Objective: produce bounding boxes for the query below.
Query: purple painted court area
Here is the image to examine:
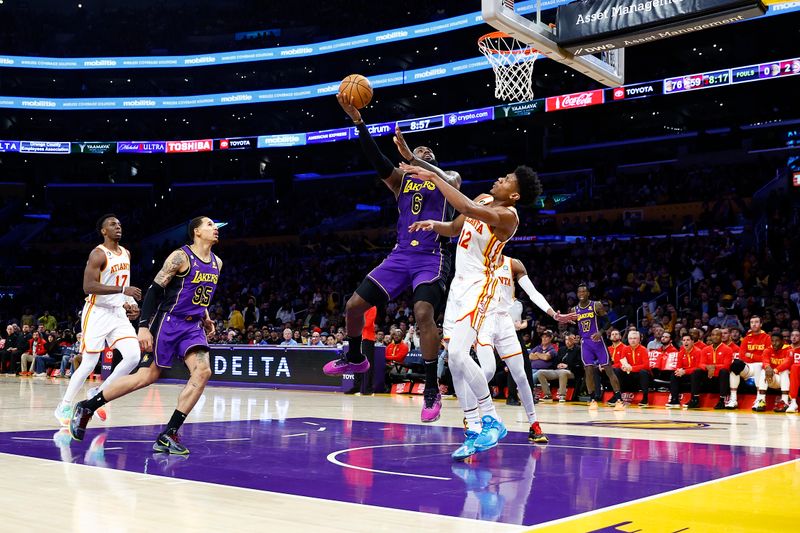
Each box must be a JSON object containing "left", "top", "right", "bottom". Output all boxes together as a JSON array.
[{"left": 1, "top": 418, "right": 798, "bottom": 526}]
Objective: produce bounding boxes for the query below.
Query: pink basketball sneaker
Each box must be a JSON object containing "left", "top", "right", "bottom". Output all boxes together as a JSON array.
[
  {"left": 323, "top": 356, "right": 370, "bottom": 376},
  {"left": 421, "top": 389, "right": 442, "bottom": 422}
]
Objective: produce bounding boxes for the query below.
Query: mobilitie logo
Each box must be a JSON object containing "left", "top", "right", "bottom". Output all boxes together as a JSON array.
[
  {"left": 413, "top": 68, "right": 447, "bottom": 80},
  {"left": 220, "top": 94, "right": 253, "bottom": 103},
  {"left": 279, "top": 47, "right": 314, "bottom": 56},
  {"left": 21, "top": 100, "right": 57, "bottom": 108},
  {"left": 122, "top": 99, "right": 157, "bottom": 107},
  {"left": 83, "top": 59, "right": 117, "bottom": 67},
  {"left": 375, "top": 30, "right": 408, "bottom": 42},
  {"left": 184, "top": 56, "right": 216, "bottom": 65}
]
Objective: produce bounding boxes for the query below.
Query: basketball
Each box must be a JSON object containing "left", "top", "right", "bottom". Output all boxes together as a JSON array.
[{"left": 338, "top": 74, "right": 373, "bottom": 109}]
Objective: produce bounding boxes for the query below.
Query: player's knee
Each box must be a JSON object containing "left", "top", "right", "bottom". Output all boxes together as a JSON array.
[
  {"left": 196, "top": 367, "right": 212, "bottom": 383},
  {"left": 345, "top": 293, "right": 368, "bottom": 316},
  {"left": 412, "top": 301, "right": 434, "bottom": 326},
  {"left": 135, "top": 366, "right": 158, "bottom": 388},
  {"left": 730, "top": 359, "right": 746, "bottom": 375}
]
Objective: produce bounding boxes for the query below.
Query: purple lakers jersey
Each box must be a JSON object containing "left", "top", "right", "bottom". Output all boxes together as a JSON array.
[
  {"left": 576, "top": 301, "right": 600, "bottom": 340},
  {"left": 160, "top": 245, "right": 219, "bottom": 319},
  {"left": 396, "top": 173, "right": 454, "bottom": 252}
]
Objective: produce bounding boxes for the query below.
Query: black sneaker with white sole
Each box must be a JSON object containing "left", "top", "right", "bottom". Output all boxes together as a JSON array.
[{"left": 153, "top": 432, "right": 189, "bottom": 455}]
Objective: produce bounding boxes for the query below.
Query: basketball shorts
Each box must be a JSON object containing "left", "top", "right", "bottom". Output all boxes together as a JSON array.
[
  {"left": 477, "top": 311, "right": 523, "bottom": 360},
  {"left": 144, "top": 312, "right": 209, "bottom": 368},
  {"left": 80, "top": 301, "right": 137, "bottom": 355},
  {"left": 367, "top": 248, "right": 448, "bottom": 301},
  {"left": 581, "top": 338, "right": 610, "bottom": 367},
  {"left": 442, "top": 274, "right": 498, "bottom": 340}
]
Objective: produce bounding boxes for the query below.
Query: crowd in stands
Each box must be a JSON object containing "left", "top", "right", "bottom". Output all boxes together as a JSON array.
[{"left": 2, "top": 203, "right": 798, "bottom": 400}]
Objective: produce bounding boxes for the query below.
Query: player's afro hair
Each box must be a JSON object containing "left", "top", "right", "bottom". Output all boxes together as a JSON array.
[{"left": 513, "top": 165, "right": 543, "bottom": 206}]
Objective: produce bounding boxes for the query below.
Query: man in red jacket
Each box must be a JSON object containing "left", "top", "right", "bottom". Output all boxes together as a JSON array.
[
  {"left": 697, "top": 328, "right": 733, "bottom": 410},
  {"left": 666, "top": 334, "right": 702, "bottom": 408},
  {"left": 657, "top": 333, "right": 680, "bottom": 379},
  {"left": 785, "top": 330, "right": 800, "bottom": 413},
  {"left": 720, "top": 327, "right": 740, "bottom": 360},
  {"left": 726, "top": 316, "right": 771, "bottom": 409},
  {"left": 612, "top": 331, "right": 651, "bottom": 407},
  {"left": 754, "top": 333, "right": 791, "bottom": 412}
]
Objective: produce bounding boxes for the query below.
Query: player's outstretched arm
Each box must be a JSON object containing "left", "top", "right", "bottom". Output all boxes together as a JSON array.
[
  {"left": 83, "top": 248, "right": 142, "bottom": 299},
  {"left": 409, "top": 214, "right": 465, "bottom": 237},
  {"left": 399, "top": 163, "right": 517, "bottom": 237},
  {"left": 393, "top": 126, "right": 460, "bottom": 188},
  {"left": 337, "top": 92, "right": 403, "bottom": 196},
  {"left": 510, "top": 258, "right": 577, "bottom": 323}
]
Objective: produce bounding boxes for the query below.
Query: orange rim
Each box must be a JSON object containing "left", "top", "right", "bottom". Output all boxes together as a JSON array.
[{"left": 478, "top": 31, "right": 539, "bottom": 56}]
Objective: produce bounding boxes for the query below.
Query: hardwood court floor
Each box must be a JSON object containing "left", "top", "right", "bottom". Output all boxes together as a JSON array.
[{"left": 1, "top": 375, "right": 798, "bottom": 532}]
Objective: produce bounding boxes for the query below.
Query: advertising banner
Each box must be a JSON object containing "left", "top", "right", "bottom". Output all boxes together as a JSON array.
[
  {"left": 556, "top": 0, "right": 767, "bottom": 55},
  {"left": 217, "top": 137, "right": 257, "bottom": 150},
  {"left": 154, "top": 345, "right": 344, "bottom": 388},
  {"left": 71, "top": 142, "right": 116, "bottom": 154},
  {"left": 545, "top": 89, "right": 605, "bottom": 112},
  {"left": 19, "top": 141, "right": 71, "bottom": 154},
  {"left": 117, "top": 141, "right": 166, "bottom": 153},
  {"left": 166, "top": 139, "right": 214, "bottom": 153}
]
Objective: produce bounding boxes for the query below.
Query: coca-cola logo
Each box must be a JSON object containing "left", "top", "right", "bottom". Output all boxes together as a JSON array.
[
  {"left": 546, "top": 89, "right": 604, "bottom": 112},
  {"left": 613, "top": 87, "right": 625, "bottom": 100},
  {"left": 561, "top": 92, "right": 595, "bottom": 107}
]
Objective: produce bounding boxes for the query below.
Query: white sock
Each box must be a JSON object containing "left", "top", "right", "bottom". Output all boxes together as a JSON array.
[
  {"left": 61, "top": 352, "right": 100, "bottom": 404},
  {"left": 505, "top": 352, "right": 536, "bottom": 423},
  {"left": 464, "top": 406, "right": 482, "bottom": 434},
  {"left": 730, "top": 389, "right": 738, "bottom": 402},
  {"left": 782, "top": 393, "right": 789, "bottom": 404},
  {"left": 477, "top": 393, "right": 500, "bottom": 422}
]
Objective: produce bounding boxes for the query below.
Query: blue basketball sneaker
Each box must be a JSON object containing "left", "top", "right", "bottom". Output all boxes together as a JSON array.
[
  {"left": 474, "top": 415, "right": 507, "bottom": 452},
  {"left": 451, "top": 430, "right": 480, "bottom": 461}
]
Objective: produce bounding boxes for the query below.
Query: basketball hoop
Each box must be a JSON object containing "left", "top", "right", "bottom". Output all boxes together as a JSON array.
[{"left": 478, "top": 31, "right": 540, "bottom": 102}]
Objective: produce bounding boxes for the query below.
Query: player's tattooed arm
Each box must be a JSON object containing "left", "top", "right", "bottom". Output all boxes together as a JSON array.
[{"left": 153, "top": 249, "right": 189, "bottom": 287}]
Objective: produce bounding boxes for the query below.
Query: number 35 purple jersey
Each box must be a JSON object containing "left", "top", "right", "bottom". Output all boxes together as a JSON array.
[{"left": 158, "top": 245, "right": 219, "bottom": 320}]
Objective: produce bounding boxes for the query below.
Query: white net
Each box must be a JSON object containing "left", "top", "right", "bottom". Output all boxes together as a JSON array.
[{"left": 478, "top": 31, "right": 540, "bottom": 101}]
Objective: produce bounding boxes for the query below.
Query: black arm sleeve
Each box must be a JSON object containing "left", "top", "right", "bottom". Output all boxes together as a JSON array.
[
  {"left": 138, "top": 283, "right": 166, "bottom": 327},
  {"left": 598, "top": 313, "right": 611, "bottom": 332},
  {"left": 355, "top": 122, "right": 396, "bottom": 179}
]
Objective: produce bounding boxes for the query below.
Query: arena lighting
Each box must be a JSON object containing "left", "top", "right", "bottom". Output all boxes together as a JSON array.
[
  {"left": 0, "top": 1, "right": 794, "bottom": 70},
  {"left": 3, "top": 55, "right": 798, "bottom": 154},
  {"left": 0, "top": 52, "right": 798, "bottom": 111}
]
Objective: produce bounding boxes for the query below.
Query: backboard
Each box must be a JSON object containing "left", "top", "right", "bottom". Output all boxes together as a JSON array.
[{"left": 482, "top": 0, "right": 625, "bottom": 86}]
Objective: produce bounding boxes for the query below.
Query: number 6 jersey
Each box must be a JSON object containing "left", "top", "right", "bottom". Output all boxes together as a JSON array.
[{"left": 158, "top": 245, "right": 219, "bottom": 320}]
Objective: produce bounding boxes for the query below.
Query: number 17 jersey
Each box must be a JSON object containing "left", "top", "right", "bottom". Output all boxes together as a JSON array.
[{"left": 158, "top": 245, "right": 220, "bottom": 321}]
